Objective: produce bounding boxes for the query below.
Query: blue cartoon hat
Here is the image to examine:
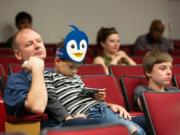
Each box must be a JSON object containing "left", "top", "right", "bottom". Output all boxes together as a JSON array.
[{"left": 56, "top": 25, "right": 88, "bottom": 63}]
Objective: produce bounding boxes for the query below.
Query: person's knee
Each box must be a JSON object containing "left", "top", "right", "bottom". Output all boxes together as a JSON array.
[{"left": 131, "top": 125, "right": 146, "bottom": 135}]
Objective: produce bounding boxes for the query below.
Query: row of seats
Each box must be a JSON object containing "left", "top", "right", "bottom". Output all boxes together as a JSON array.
[
  {"left": 141, "top": 91, "right": 180, "bottom": 135},
  {"left": 2, "top": 51, "right": 180, "bottom": 65},
  {"left": 1, "top": 63, "right": 180, "bottom": 76},
  {"left": 0, "top": 56, "right": 54, "bottom": 75},
  {"left": 0, "top": 74, "right": 133, "bottom": 134},
  {"left": 45, "top": 91, "right": 180, "bottom": 135},
  {"left": 0, "top": 64, "right": 142, "bottom": 134},
  {"left": 1, "top": 74, "right": 180, "bottom": 135},
  {"left": 1, "top": 64, "right": 180, "bottom": 134},
  {"left": 0, "top": 63, "right": 106, "bottom": 76},
  {"left": 2, "top": 64, "right": 180, "bottom": 112}
]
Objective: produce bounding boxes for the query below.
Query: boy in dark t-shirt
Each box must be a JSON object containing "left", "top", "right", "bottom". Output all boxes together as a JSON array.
[{"left": 134, "top": 49, "right": 179, "bottom": 111}]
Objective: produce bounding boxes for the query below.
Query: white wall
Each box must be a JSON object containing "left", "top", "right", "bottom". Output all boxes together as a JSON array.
[
  {"left": 0, "top": 0, "right": 176, "bottom": 44},
  {"left": 168, "top": 0, "right": 180, "bottom": 40}
]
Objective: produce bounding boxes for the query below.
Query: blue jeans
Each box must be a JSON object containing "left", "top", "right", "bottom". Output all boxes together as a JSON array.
[
  {"left": 86, "top": 103, "right": 146, "bottom": 135},
  {"left": 132, "top": 116, "right": 150, "bottom": 134}
]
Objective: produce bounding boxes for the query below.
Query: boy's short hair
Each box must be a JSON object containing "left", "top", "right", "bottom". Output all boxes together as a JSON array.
[{"left": 143, "top": 49, "right": 173, "bottom": 74}]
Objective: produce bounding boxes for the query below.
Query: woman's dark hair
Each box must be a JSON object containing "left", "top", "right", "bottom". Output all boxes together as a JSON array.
[{"left": 96, "top": 27, "right": 118, "bottom": 48}]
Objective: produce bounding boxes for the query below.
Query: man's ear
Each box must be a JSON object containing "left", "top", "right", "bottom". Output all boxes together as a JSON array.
[
  {"left": 55, "top": 57, "right": 61, "bottom": 65},
  {"left": 14, "top": 50, "right": 23, "bottom": 60}
]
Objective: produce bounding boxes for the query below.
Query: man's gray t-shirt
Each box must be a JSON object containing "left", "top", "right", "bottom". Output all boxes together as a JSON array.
[{"left": 134, "top": 85, "right": 179, "bottom": 111}]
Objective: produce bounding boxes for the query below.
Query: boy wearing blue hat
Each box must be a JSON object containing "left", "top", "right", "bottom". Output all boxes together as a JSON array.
[{"left": 44, "top": 26, "right": 146, "bottom": 135}]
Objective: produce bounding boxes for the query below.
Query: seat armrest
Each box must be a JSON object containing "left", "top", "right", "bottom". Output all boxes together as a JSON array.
[
  {"left": 129, "top": 112, "right": 144, "bottom": 117},
  {"left": 6, "top": 113, "right": 48, "bottom": 123}
]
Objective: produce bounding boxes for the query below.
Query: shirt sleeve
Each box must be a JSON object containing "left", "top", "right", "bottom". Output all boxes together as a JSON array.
[
  {"left": 134, "top": 85, "right": 147, "bottom": 110},
  {"left": 45, "top": 73, "right": 69, "bottom": 123},
  {"left": 134, "top": 35, "right": 148, "bottom": 51},
  {"left": 162, "top": 37, "right": 174, "bottom": 51},
  {"left": 4, "top": 73, "right": 30, "bottom": 117},
  {"left": 167, "top": 87, "right": 180, "bottom": 91}
]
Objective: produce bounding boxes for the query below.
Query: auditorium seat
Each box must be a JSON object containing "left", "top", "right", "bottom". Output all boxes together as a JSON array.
[
  {"left": 109, "top": 65, "right": 144, "bottom": 89},
  {"left": 141, "top": 91, "right": 180, "bottom": 135},
  {"left": 0, "top": 48, "right": 14, "bottom": 56},
  {"left": 82, "top": 75, "right": 126, "bottom": 107},
  {"left": 77, "top": 64, "right": 105, "bottom": 75},
  {"left": 120, "top": 76, "right": 147, "bottom": 112}
]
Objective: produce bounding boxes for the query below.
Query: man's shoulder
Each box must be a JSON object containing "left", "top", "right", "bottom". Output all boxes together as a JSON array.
[
  {"left": 136, "top": 34, "right": 147, "bottom": 40},
  {"left": 135, "top": 34, "right": 148, "bottom": 46},
  {"left": 161, "top": 37, "right": 173, "bottom": 45},
  {"left": 135, "top": 85, "right": 148, "bottom": 91},
  {"left": 8, "top": 71, "right": 29, "bottom": 80},
  {"left": 44, "top": 69, "right": 54, "bottom": 74},
  {"left": 44, "top": 69, "right": 65, "bottom": 79},
  {"left": 161, "top": 36, "right": 170, "bottom": 41}
]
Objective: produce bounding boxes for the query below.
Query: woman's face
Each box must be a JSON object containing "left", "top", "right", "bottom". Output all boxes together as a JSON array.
[{"left": 101, "top": 33, "right": 120, "bottom": 54}]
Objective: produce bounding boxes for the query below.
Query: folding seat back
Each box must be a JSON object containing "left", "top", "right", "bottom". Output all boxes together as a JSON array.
[
  {"left": 0, "top": 48, "right": 14, "bottom": 56},
  {"left": 120, "top": 44, "right": 133, "bottom": 55},
  {"left": 173, "top": 57, "right": 180, "bottom": 64},
  {"left": 0, "top": 76, "right": 5, "bottom": 96},
  {"left": 44, "top": 124, "right": 130, "bottom": 135},
  {"left": 0, "top": 65, "right": 6, "bottom": 95},
  {"left": 109, "top": 65, "right": 144, "bottom": 77},
  {"left": 141, "top": 92, "right": 180, "bottom": 135},
  {"left": 0, "top": 56, "right": 20, "bottom": 75},
  {"left": 172, "top": 65, "right": 180, "bottom": 75},
  {"left": 45, "top": 44, "right": 57, "bottom": 53},
  {"left": 82, "top": 75, "right": 125, "bottom": 107},
  {"left": 171, "top": 50, "right": 180, "bottom": 56},
  {"left": 132, "top": 50, "right": 147, "bottom": 56},
  {"left": 8, "top": 64, "right": 22, "bottom": 74},
  {"left": 0, "top": 64, "right": 6, "bottom": 76},
  {"left": 46, "top": 48, "right": 55, "bottom": 56},
  {"left": 0, "top": 99, "right": 6, "bottom": 132},
  {"left": 0, "top": 42, "right": 6, "bottom": 47},
  {"left": 77, "top": 64, "right": 106, "bottom": 76},
  {"left": 45, "top": 57, "right": 54, "bottom": 63},
  {"left": 172, "top": 74, "right": 180, "bottom": 88},
  {"left": 109, "top": 65, "right": 144, "bottom": 89},
  {"left": 9, "top": 63, "right": 54, "bottom": 74},
  {"left": 84, "top": 45, "right": 96, "bottom": 64},
  {"left": 9, "top": 64, "right": 105, "bottom": 76},
  {"left": 120, "top": 76, "right": 147, "bottom": 112},
  {"left": 131, "top": 56, "right": 143, "bottom": 64}
]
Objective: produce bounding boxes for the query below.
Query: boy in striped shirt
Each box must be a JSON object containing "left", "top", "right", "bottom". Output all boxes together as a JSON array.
[{"left": 44, "top": 26, "right": 146, "bottom": 135}]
